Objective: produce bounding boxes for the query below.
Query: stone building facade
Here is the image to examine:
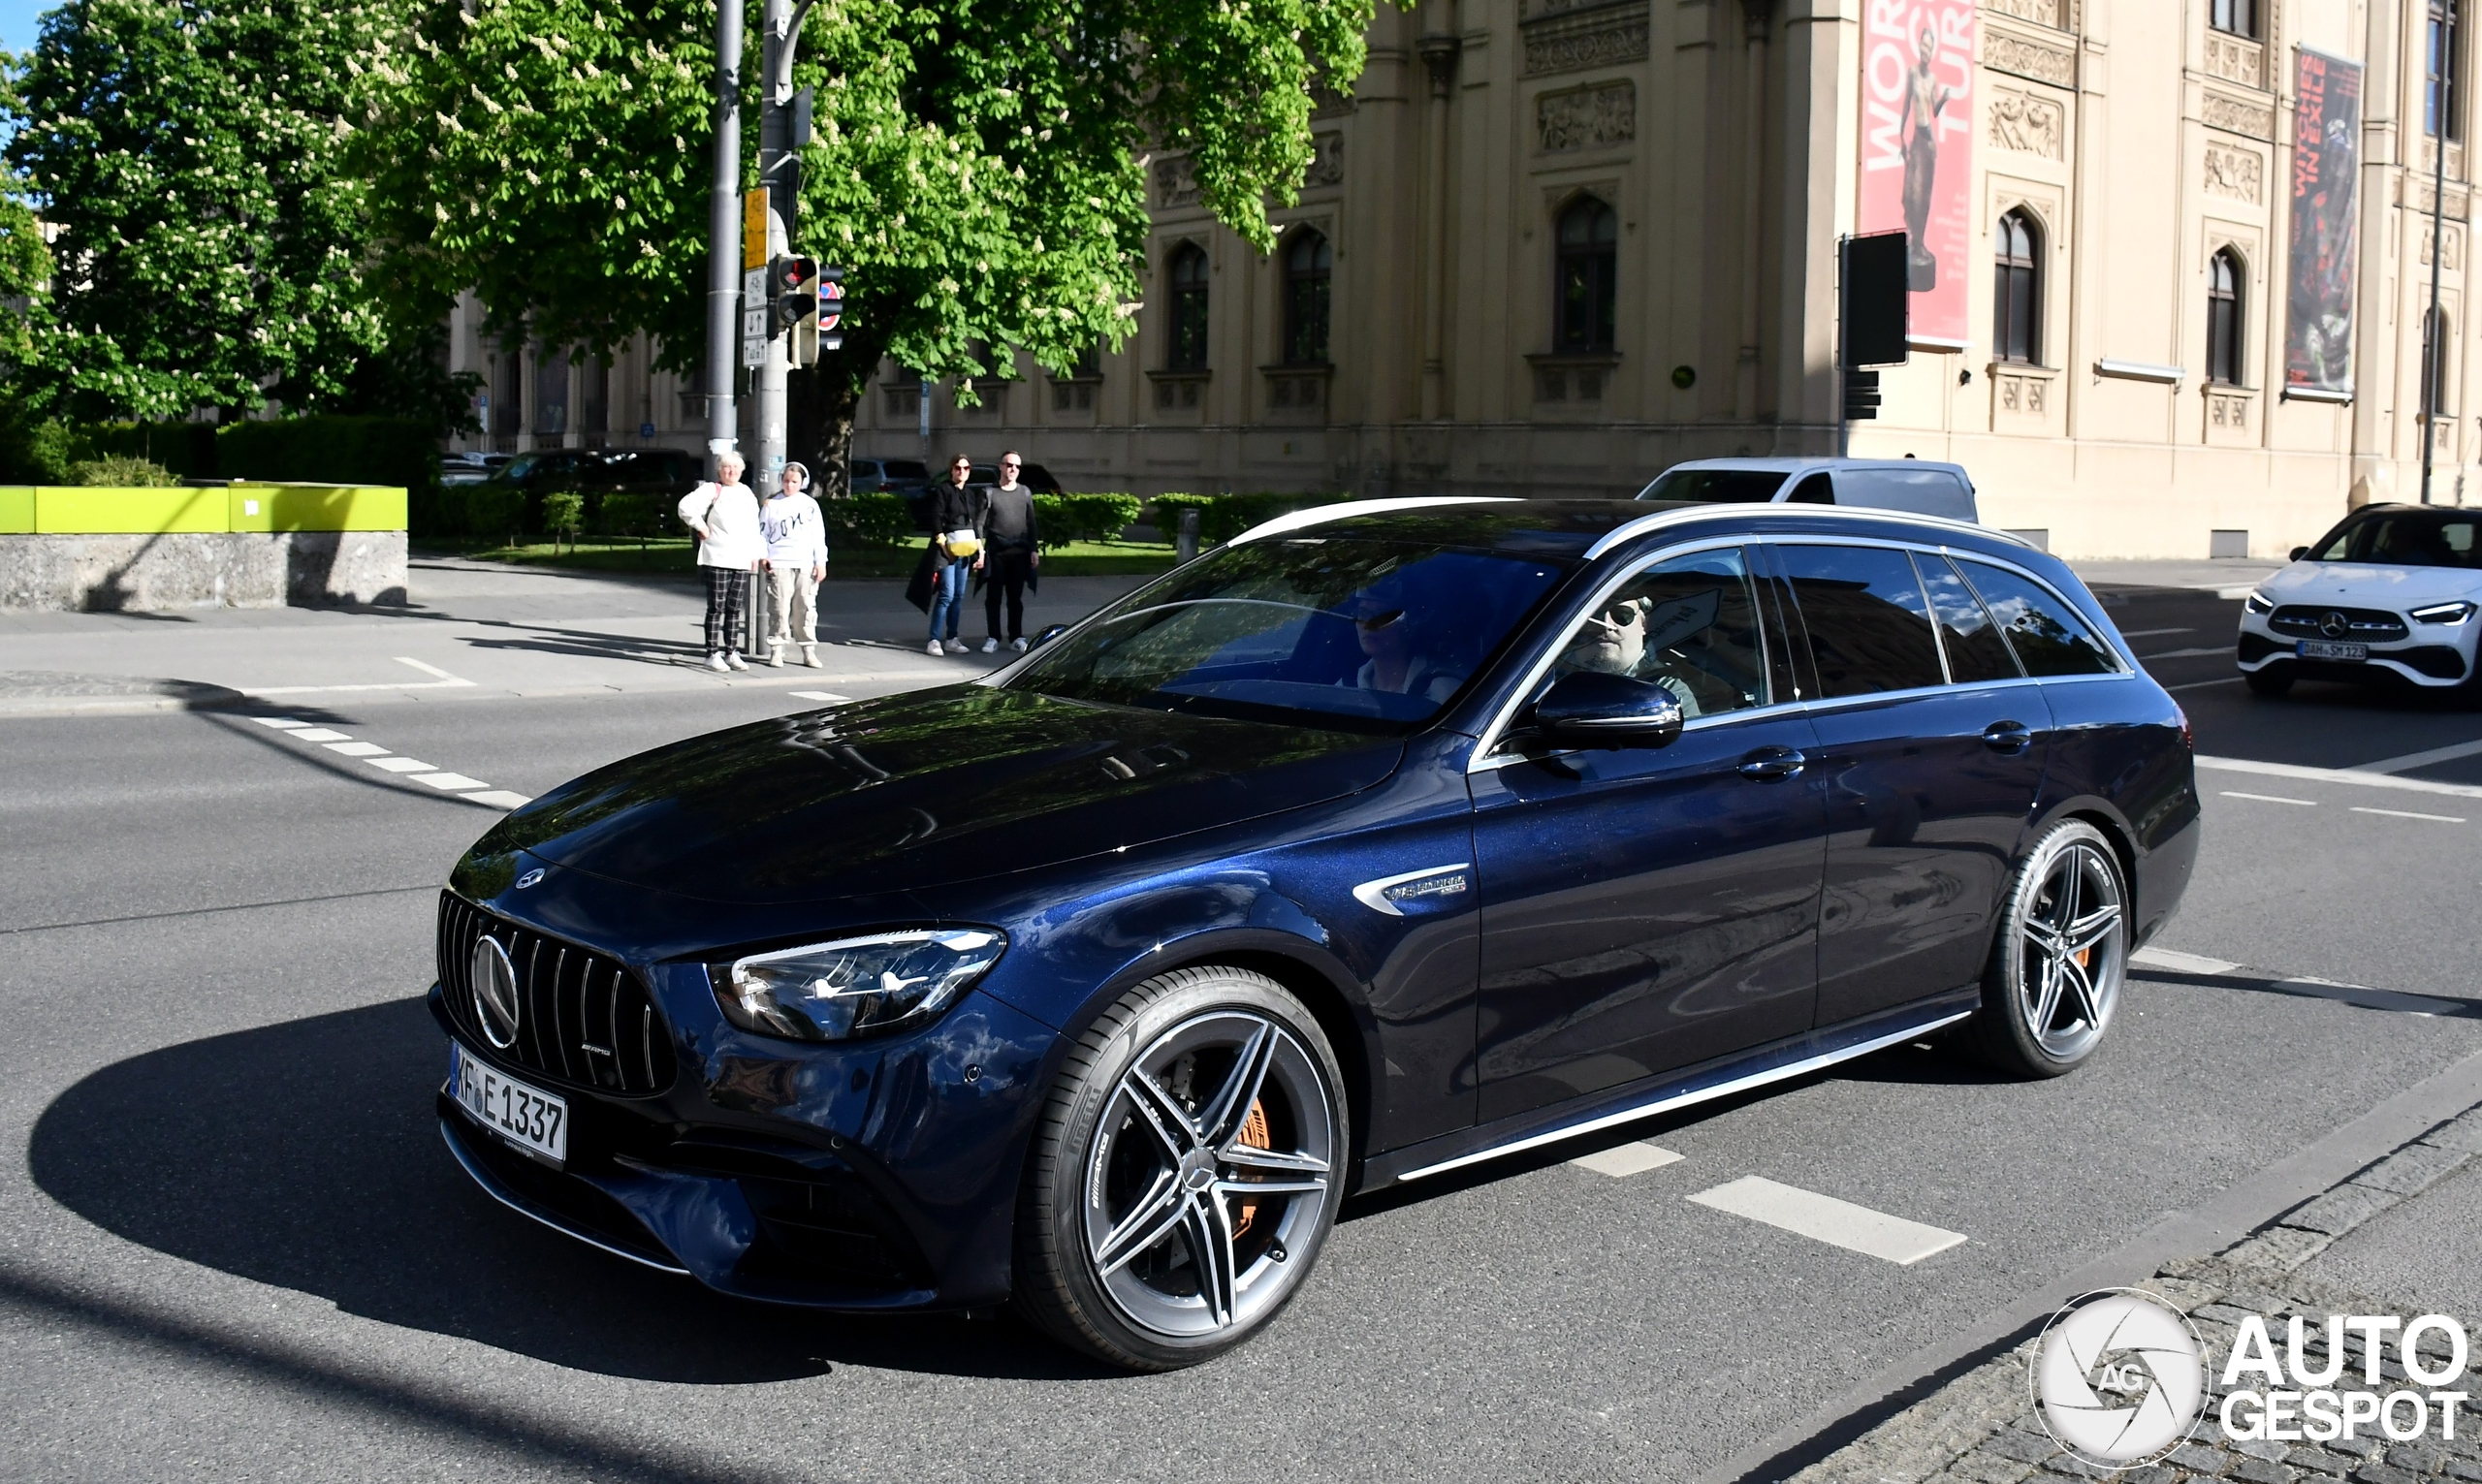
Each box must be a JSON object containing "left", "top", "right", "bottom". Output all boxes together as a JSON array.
[{"left": 461, "top": 0, "right": 2482, "bottom": 561}]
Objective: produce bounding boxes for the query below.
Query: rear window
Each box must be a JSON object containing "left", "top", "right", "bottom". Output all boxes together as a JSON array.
[
  {"left": 1776, "top": 544, "right": 1946, "bottom": 696},
  {"left": 1833, "top": 468, "right": 1975, "bottom": 521},
  {"left": 2310, "top": 510, "right": 2482, "bottom": 569},
  {"left": 1957, "top": 560, "right": 2120, "bottom": 677},
  {"left": 1638, "top": 469, "right": 1791, "bottom": 504}
]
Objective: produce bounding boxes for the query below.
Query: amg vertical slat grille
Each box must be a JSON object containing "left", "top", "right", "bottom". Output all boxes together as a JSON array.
[{"left": 435, "top": 891, "right": 677, "bottom": 1097}]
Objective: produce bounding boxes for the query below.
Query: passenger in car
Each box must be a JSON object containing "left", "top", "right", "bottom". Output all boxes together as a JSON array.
[{"left": 1345, "top": 592, "right": 1464, "bottom": 705}]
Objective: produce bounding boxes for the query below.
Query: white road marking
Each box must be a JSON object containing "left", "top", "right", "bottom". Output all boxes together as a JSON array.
[
  {"left": 322, "top": 741, "right": 389, "bottom": 757},
  {"left": 2349, "top": 738, "right": 2482, "bottom": 774},
  {"left": 1571, "top": 1143, "right": 1685, "bottom": 1179},
  {"left": 252, "top": 716, "right": 310, "bottom": 730},
  {"left": 787, "top": 691, "right": 851, "bottom": 703},
  {"left": 2165, "top": 677, "right": 2244, "bottom": 692},
  {"left": 2131, "top": 945, "right": 2242, "bottom": 975},
  {"left": 2141, "top": 647, "right": 2233, "bottom": 660},
  {"left": 408, "top": 773, "right": 489, "bottom": 791},
  {"left": 2221, "top": 790, "right": 2317, "bottom": 806},
  {"left": 287, "top": 728, "right": 351, "bottom": 743},
  {"left": 242, "top": 657, "right": 478, "bottom": 697},
  {"left": 2197, "top": 754, "right": 2482, "bottom": 801},
  {"left": 461, "top": 790, "right": 533, "bottom": 808},
  {"left": 2119, "top": 627, "right": 2195, "bottom": 639},
  {"left": 366, "top": 756, "right": 436, "bottom": 773},
  {"left": 393, "top": 656, "right": 464, "bottom": 681},
  {"left": 1686, "top": 1176, "right": 1967, "bottom": 1266},
  {"left": 2350, "top": 805, "right": 2468, "bottom": 823}
]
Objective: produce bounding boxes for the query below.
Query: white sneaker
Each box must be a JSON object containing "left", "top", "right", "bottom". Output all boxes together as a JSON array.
[
  {"left": 706, "top": 651, "right": 729, "bottom": 672},
  {"left": 944, "top": 639, "right": 970, "bottom": 653},
  {"left": 980, "top": 637, "right": 1000, "bottom": 654},
  {"left": 767, "top": 646, "right": 785, "bottom": 668},
  {"left": 927, "top": 639, "right": 945, "bottom": 656},
  {"left": 801, "top": 645, "right": 819, "bottom": 667},
  {"left": 1011, "top": 636, "right": 1029, "bottom": 652},
  {"left": 725, "top": 651, "right": 749, "bottom": 671}
]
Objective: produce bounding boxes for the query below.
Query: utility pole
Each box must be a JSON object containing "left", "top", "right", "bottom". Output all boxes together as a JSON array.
[
  {"left": 2422, "top": 99, "right": 2450, "bottom": 506},
  {"left": 703, "top": 0, "right": 744, "bottom": 478}
]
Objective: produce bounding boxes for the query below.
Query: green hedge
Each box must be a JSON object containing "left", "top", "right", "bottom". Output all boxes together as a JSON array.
[
  {"left": 1146, "top": 491, "right": 1356, "bottom": 545},
  {"left": 409, "top": 484, "right": 528, "bottom": 541},
  {"left": 218, "top": 416, "right": 439, "bottom": 499},
  {"left": 823, "top": 491, "right": 918, "bottom": 549},
  {"left": 1033, "top": 491, "right": 1142, "bottom": 548}
]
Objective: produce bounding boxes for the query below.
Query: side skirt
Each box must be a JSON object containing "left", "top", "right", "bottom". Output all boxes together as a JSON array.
[{"left": 1362, "top": 989, "right": 1981, "bottom": 1187}]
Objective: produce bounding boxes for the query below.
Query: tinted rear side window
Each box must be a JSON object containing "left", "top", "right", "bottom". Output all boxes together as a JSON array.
[
  {"left": 1832, "top": 469, "right": 1975, "bottom": 521},
  {"left": 1776, "top": 545, "right": 1946, "bottom": 696},
  {"left": 1639, "top": 469, "right": 1791, "bottom": 503},
  {"left": 1919, "top": 553, "right": 2021, "bottom": 683},
  {"left": 1957, "top": 560, "right": 2121, "bottom": 677}
]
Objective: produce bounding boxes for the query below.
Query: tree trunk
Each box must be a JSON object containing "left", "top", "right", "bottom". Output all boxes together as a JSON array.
[{"left": 788, "top": 323, "right": 886, "bottom": 499}]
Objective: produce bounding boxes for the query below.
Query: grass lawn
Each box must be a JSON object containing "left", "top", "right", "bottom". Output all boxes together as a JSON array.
[{"left": 418, "top": 537, "right": 1181, "bottom": 580}]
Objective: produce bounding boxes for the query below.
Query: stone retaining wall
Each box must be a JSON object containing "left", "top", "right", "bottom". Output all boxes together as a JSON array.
[{"left": 0, "top": 530, "right": 409, "bottom": 611}]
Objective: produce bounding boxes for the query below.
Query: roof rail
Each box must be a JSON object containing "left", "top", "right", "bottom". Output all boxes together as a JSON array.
[
  {"left": 1584, "top": 502, "right": 2034, "bottom": 559},
  {"left": 1228, "top": 496, "right": 1521, "bottom": 545}
]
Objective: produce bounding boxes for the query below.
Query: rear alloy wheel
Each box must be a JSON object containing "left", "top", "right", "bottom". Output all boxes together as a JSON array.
[
  {"left": 2244, "top": 665, "right": 2294, "bottom": 697},
  {"left": 1972, "top": 819, "right": 2128, "bottom": 1078},
  {"left": 1014, "top": 966, "right": 1348, "bottom": 1370}
]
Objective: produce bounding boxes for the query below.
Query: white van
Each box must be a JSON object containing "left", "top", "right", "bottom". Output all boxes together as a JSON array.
[{"left": 1635, "top": 458, "right": 1980, "bottom": 523}]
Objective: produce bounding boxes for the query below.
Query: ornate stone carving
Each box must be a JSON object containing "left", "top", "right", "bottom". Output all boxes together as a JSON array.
[
  {"left": 1982, "top": 0, "right": 2062, "bottom": 28},
  {"left": 2205, "top": 33, "right": 2265, "bottom": 90},
  {"left": 2208, "top": 391, "right": 2251, "bottom": 432},
  {"left": 1538, "top": 80, "right": 1636, "bottom": 154},
  {"left": 2422, "top": 223, "right": 2464, "bottom": 271},
  {"left": 1520, "top": 0, "right": 1650, "bottom": 78},
  {"left": 2204, "top": 143, "right": 2263, "bottom": 204},
  {"left": 1983, "top": 30, "right": 2077, "bottom": 87},
  {"left": 2202, "top": 92, "right": 2275, "bottom": 141},
  {"left": 1308, "top": 77, "right": 1355, "bottom": 118},
  {"left": 1153, "top": 154, "right": 1198, "bottom": 210},
  {"left": 1989, "top": 87, "right": 2064, "bottom": 158},
  {"left": 1996, "top": 371, "right": 2051, "bottom": 416},
  {"left": 1303, "top": 131, "right": 1345, "bottom": 188}
]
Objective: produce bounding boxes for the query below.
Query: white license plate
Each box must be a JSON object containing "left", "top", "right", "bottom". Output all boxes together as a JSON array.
[
  {"left": 2297, "top": 639, "right": 2369, "bottom": 661},
  {"left": 451, "top": 1041, "right": 567, "bottom": 1165}
]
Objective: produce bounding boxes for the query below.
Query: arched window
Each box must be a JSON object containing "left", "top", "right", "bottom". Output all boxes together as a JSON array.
[
  {"left": 2207, "top": 249, "right": 2244, "bottom": 387},
  {"left": 1554, "top": 197, "right": 1618, "bottom": 355},
  {"left": 1281, "top": 229, "right": 1333, "bottom": 365},
  {"left": 1166, "top": 243, "right": 1210, "bottom": 371},
  {"left": 1993, "top": 209, "right": 2042, "bottom": 365}
]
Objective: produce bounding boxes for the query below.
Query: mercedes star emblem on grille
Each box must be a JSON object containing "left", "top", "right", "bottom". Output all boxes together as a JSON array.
[
  {"left": 469, "top": 935, "right": 522, "bottom": 1049},
  {"left": 2320, "top": 611, "right": 2350, "bottom": 639},
  {"left": 516, "top": 868, "right": 545, "bottom": 890}
]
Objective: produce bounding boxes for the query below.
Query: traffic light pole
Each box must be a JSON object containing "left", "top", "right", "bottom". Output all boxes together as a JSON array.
[
  {"left": 751, "top": 0, "right": 814, "bottom": 489},
  {"left": 703, "top": 0, "right": 744, "bottom": 477}
]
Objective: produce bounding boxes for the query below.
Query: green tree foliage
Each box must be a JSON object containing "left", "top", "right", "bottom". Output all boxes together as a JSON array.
[
  {"left": 4, "top": 0, "right": 409, "bottom": 420},
  {"left": 365, "top": 0, "right": 1383, "bottom": 472}
]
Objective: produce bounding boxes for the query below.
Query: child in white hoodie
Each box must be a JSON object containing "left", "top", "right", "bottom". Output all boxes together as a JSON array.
[{"left": 760, "top": 461, "right": 829, "bottom": 666}]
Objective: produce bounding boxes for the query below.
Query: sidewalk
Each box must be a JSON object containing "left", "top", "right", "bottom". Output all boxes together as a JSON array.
[{"left": 0, "top": 557, "right": 1156, "bottom": 716}]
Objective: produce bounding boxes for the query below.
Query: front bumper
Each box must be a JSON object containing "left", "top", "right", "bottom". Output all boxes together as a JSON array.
[
  {"left": 2236, "top": 619, "right": 2475, "bottom": 687},
  {"left": 430, "top": 981, "right": 1060, "bottom": 1311}
]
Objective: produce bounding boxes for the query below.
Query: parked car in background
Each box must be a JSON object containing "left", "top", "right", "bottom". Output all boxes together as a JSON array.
[
  {"left": 430, "top": 496, "right": 2194, "bottom": 1372},
  {"left": 475, "top": 448, "right": 699, "bottom": 500},
  {"left": 2236, "top": 503, "right": 2482, "bottom": 698},
  {"left": 850, "top": 458, "right": 932, "bottom": 495},
  {"left": 439, "top": 452, "right": 512, "bottom": 488},
  {"left": 970, "top": 461, "right": 1064, "bottom": 494},
  {"left": 1636, "top": 458, "right": 1980, "bottom": 523}
]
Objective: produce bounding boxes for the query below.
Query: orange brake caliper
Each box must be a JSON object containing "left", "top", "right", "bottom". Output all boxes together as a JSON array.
[{"left": 1229, "top": 1100, "right": 1271, "bottom": 1240}]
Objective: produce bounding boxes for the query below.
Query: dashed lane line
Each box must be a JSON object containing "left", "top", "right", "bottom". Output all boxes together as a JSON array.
[
  {"left": 1686, "top": 1176, "right": 1967, "bottom": 1266},
  {"left": 1570, "top": 1142, "right": 1685, "bottom": 1179},
  {"left": 787, "top": 690, "right": 852, "bottom": 703},
  {"left": 2118, "top": 627, "right": 2195, "bottom": 639},
  {"left": 2221, "top": 790, "right": 2316, "bottom": 806},
  {"left": 2196, "top": 753, "right": 2482, "bottom": 802},
  {"left": 2351, "top": 737, "right": 2482, "bottom": 774},
  {"left": 2351, "top": 805, "right": 2469, "bottom": 823},
  {"left": 2130, "top": 945, "right": 2482, "bottom": 1020},
  {"left": 2140, "top": 647, "right": 2234, "bottom": 660},
  {"left": 249, "top": 715, "right": 528, "bottom": 810}
]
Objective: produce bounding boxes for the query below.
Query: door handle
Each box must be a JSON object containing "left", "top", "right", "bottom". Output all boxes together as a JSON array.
[
  {"left": 1736, "top": 746, "right": 1807, "bottom": 781},
  {"left": 1981, "top": 720, "right": 2033, "bottom": 754}
]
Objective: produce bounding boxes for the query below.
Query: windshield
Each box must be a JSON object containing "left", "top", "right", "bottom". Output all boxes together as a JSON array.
[
  {"left": 1637, "top": 468, "right": 1790, "bottom": 503},
  {"left": 2310, "top": 510, "right": 2482, "bottom": 569},
  {"left": 1002, "top": 536, "right": 1575, "bottom": 732},
  {"left": 494, "top": 454, "right": 544, "bottom": 482}
]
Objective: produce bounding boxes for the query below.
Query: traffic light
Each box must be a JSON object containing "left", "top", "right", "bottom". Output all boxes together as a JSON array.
[
  {"left": 1842, "top": 367, "right": 1883, "bottom": 422},
  {"left": 769, "top": 254, "right": 819, "bottom": 338}
]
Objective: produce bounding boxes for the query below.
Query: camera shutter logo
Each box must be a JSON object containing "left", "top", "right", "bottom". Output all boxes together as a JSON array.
[
  {"left": 470, "top": 936, "right": 523, "bottom": 1050},
  {"left": 2031, "top": 1289, "right": 2207, "bottom": 1468}
]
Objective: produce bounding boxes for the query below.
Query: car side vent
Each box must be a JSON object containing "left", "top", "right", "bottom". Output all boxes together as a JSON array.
[{"left": 436, "top": 892, "right": 677, "bottom": 1097}]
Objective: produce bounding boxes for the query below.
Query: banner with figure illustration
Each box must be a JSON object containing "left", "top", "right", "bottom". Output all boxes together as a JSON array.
[
  {"left": 2286, "top": 47, "right": 2363, "bottom": 395},
  {"left": 1858, "top": 0, "right": 1977, "bottom": 348}
]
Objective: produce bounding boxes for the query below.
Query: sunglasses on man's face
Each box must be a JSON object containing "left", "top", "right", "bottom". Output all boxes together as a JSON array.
[
  {"left": 1002, "top": 460, "right": 1021, "bottom": 469},
  {"left": 1587, "top": 602, "right": 1645, "bottom": 630}
]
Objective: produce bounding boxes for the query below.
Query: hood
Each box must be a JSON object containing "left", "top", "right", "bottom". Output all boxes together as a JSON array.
[
  {"left": 462, "top": 686, "right": 1403, "bottom": 904},
  {"left": 2261, "top": 561, "right": 2482, "bottom": 606}
]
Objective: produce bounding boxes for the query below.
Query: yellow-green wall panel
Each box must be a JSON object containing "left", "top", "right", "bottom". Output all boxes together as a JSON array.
[
  {"left": 0, "top": 488, "right": 32, "bottom": 534},
  {"left": 229, "top": 484, "right": 407, "bottom": 532},
  {"left": 34, "top": 487, "right": 230, "bottom": 534}
]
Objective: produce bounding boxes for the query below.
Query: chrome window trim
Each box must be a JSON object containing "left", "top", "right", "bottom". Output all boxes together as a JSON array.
[
  {"left": 1583, "top": 501, "right": 2033, "bottom": 561},
  {"left": 1468, "top": 535, "right": 1773, "bottom": 771}
]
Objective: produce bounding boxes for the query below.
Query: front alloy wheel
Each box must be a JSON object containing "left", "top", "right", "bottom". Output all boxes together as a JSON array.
[
  {"left": 1015, "top": 966, "right": 1347, "bottom": 1370},
  {"left": 1972, "top": 818, "right": 2128, "bottom": 1077}
]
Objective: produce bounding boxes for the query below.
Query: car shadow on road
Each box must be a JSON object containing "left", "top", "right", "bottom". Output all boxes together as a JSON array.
[{"left": 26, "top": 996, "right": 1115, "bottom": 1384}]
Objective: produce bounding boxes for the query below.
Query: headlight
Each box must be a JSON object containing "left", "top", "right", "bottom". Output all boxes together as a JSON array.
[
  {"left": 2243, "top": 591, "right": 2275, "bottom": 616},
  {"left": 2410, "top": 601, "right": 2477, "bottom": 625},
  {"left": 712, "top": 929, "right": 1006, "bottom": 1042}
]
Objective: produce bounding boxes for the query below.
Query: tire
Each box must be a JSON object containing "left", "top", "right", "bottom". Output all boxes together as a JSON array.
[
  {"left": 1970, "top": 819, "right": 2130, "bottom": 1079},
  {"left": 2244, "top": 665, "right": 2294, "bottom": 697},
  {"left": 1013, "top": 965, "right": 1350, "bottom": 1371}
]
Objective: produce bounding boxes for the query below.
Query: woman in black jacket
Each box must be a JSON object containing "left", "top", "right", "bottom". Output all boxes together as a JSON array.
[{"left": 919, "top": 455, "right": 984, "bottom": 654}]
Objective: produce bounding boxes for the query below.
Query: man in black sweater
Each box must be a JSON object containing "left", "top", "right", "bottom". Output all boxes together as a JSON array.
[{"left": 975, "top": 451, "right": 1042, "bottom": 652}]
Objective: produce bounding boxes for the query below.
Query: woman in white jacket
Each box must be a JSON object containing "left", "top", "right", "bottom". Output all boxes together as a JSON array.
[{"left": 676, "top": 452, "right": 764, "bottom": 671}]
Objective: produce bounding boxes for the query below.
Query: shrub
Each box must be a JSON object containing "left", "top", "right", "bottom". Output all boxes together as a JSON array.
[
  {"left": 597, "top": 491, "right": 663, "bottom": 539},
  {"left": 217, "top": 415, "right": 439, "bottom": 498},
  {"left": 1143, "top": 491, "right": 1355, "bottom": 545},
  {"left": 541, "top": 489, "right": 586, "bottom": 544},
  {"left": 1145, "top": 492, "right": 1215, "bottom": 544},
  {"left": 1033, "top": 491, "right": 1142, "bottom": 548},
  {"left": 822, "top": 490, "right": 917, "bottom": 549},
  {"left": 462, "top": 486, "right": 527, "bottom": 544},
  {"left": 66, "top": 453, "right": 178, "bottom": 487}
]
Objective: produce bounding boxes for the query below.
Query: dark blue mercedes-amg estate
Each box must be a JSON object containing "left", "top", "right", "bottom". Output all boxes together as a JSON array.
[{"left": 431, "top": 498, "right": 2199, "bottom": 1370}]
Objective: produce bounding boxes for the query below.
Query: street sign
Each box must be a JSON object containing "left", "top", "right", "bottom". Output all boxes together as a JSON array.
[
  {"left": 741, "top": 264, "right": 770, "bottom": 365},
  {"left": 639, "top": 422, "right": 655, "bottom": 438},
  {"left": 742, "top": 190, "right": 769, "bottom": 270}
]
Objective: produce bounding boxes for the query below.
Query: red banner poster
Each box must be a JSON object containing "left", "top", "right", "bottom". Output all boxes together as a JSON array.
[{"left": 1859, "top": 0, "right": 1979, "bottom": 348}]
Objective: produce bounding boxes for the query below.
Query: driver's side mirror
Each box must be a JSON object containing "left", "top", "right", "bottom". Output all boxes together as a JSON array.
[
  {"left": 2289, "top": 546, "right": 2308, "bottom": 562},
  {"left": 1521, "top": 671, "right": 1685, "bottom": 750}
]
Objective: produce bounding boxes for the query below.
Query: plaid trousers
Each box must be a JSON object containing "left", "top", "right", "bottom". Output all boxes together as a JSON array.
[{"left": 702, "top": 566, "right": 751, "bottom": 653}]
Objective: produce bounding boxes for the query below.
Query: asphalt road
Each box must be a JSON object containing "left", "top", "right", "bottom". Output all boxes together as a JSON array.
[{"left": 1, "top": 573, "right": 2477, "bottom": 1482}]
